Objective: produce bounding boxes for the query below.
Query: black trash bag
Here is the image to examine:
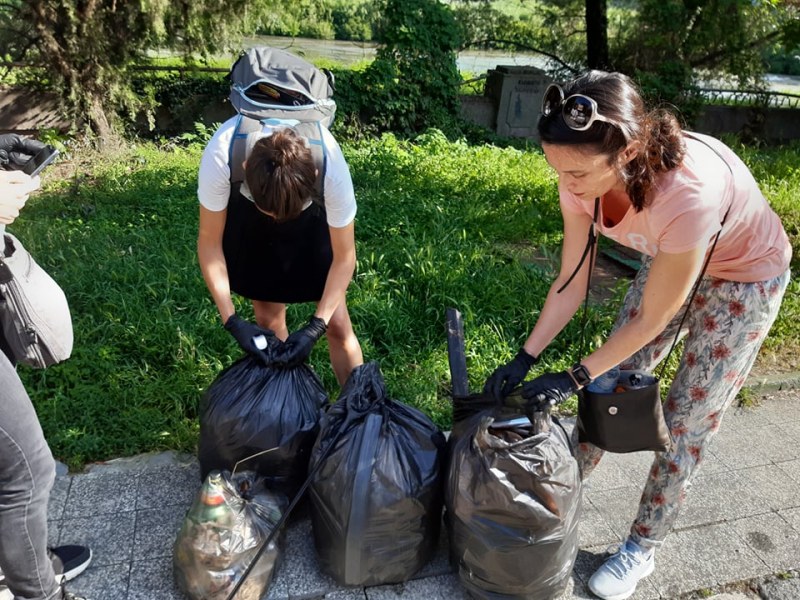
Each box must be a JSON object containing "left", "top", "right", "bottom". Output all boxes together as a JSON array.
[
  {"left": 198, "top": 339, "right": 328, "bottom": 499},
  {"left": 308, "top": 361, "right": 447, "bottom": 586},
  {"left": 173, "top": 470, "right": 287, "bottom": 600},
  {"left": 446, "top": 405, "right": 582, "bottom": 600}
]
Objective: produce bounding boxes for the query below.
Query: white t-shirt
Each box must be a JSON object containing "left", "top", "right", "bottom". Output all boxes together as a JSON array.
[{"left": 197, "top": 116, "right": 357, "bottom": 228}]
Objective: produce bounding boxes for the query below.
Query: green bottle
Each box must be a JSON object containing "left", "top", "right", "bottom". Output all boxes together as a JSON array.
[{"left": 199, "top": 471, "right": 234, "bottom": 527}]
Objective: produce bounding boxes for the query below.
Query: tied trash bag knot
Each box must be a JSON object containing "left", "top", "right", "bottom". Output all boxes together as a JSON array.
[{"left": 198, "top": 346, "right": 328, "bottom": 499}]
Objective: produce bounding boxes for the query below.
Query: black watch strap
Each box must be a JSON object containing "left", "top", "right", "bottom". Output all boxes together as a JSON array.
[{"left": 570, "top": 363, "right": 592, "bottom": 388}]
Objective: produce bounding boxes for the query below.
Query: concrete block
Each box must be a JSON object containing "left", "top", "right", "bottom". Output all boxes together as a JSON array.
[
  {"left": 136, "top": 462, "right": 200, "bottom": 509},
  {"left": 584, "top": 458, "right": 645, "bottom": 493},
  {"left": 778, "top": 507, "right": 800, "bottom": 532},
  {"left": 650, "top": 522, "right": 769, "bottom": 598},
  {"left": 65, "top": 563, "right": 130, "bottom": 600},
  {"left": 134, "top": 504, "right": 188, "bottom": 559},
  {"left": 58, "top": 512, "right": 136, "bottom": 566},
  {"left": 128, "top": 556, "right": 186, "bottom": 600},
  {"left": 776, "top": 458, "right": 800, "bottom": 485},
  {"left": 64, "top": 472, "right": 138, "bottom": 518},
  {"left": 731, "top": 512, "right": 800, "bottom": 571},
  {"left": 365, "top": 573, "right": 470, "bottom": 600},
  {"left": 48, "top": 475, "right": 71, "bottom": 521},
  {"left": 676, "top": 470, "right": 767, "bottom": 529},
  {"left": 758, "top": 573, "right": 800, "bottom": 600},
  {"left": 737, "top": 464, "right": 800, "bottom": 511},
  {"left": 318, "top": 591, "right": 367, "bottom": 599},
  {"left": 585, "top": 487, "right": 642, "bottom": 540},
  {"left": 712, "top": 424, "right": 798, "bottom": 468},
  {"left": 578, "top": 502, "right": 619, "bottom": 548}
]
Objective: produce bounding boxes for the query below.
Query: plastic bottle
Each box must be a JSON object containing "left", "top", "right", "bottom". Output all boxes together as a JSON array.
[
  {"left": 585, "top": 365, "right": 620, "bottom": 394},
  {"left": 199, "top": 471, "right": 235, "bottom": 527}
]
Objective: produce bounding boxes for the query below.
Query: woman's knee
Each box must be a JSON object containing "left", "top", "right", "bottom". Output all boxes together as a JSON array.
[
  {"left": 252, "top": 301, "right": 287, "bottom": 333},
  {"left": 325, "top": 306, "right": 355, "bottom": 345}
]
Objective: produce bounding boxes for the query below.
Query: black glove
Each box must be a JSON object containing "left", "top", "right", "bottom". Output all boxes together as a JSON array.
[
  {"left": 224, "top": 314, "right": 274, "bottom": 358},
  {"left": 520, "top": 371, "right": 578, "bottom": 411},
  {"left": 0, "top": 134, "right": 46, "bottom": 170},
  {"left": 483, "top": 348, "right": 538, "bottom": 401},
  {"left": 275, "top": 315, "right": 327, "bottom": 368}
]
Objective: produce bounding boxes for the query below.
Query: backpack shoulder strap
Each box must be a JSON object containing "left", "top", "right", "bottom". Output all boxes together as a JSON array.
[
  {"left": 228, "top": 117, "right": 328, "bottom": 203},
  {"left": 290, "top": 121, "right": 327, "bottom": 202},
  {"left": 229, "top": 114, "right": 262, "bottom": 187}
]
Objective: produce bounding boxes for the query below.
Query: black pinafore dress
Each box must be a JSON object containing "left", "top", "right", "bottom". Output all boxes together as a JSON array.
[{"left": 222, "top": 184, "right": 333, "bottom": 304}]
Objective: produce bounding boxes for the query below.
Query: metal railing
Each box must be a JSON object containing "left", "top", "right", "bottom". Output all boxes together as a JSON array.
[{"left": 695, "top": 88, "right": 800, "bottom": 109}]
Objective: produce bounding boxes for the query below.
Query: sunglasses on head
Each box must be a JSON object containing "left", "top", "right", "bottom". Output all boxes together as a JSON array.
[{"left": 541, "top": 83, "right": 615, "bottom": 131}]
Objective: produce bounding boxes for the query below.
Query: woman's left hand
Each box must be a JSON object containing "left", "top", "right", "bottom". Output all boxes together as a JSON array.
[
  {"left": 521, "top": 371, "right": 578, "bottom": 410},
  {"left": 275, "top": 316, "right": 327, "bottom": 368}
]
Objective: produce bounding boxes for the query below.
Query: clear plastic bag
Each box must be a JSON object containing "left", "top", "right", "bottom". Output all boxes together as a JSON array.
[{"left": 173, "top": 470, "right": 287, "bottom": 600}]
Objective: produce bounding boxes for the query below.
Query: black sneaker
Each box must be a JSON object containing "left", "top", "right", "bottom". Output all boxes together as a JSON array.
[
  {"left": 62, "top": 589, "right": 88, "bottom": 600},
  {"left": 49, "top": 545, "right": 92, "bottom": 583}
]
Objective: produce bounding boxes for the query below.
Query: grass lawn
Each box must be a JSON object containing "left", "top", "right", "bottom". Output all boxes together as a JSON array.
[{"left": 12, "top": 131, "right": 799, "bottom": 469}]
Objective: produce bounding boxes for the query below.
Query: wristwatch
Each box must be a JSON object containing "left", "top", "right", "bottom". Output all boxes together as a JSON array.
[{"left": 570, "top": 363, "right": 592, "bottom": 388}]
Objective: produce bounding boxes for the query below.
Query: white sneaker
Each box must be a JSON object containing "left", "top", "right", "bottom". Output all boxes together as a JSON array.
[{"left": 588, "top": 538, "right": 655, "bottom": 600}]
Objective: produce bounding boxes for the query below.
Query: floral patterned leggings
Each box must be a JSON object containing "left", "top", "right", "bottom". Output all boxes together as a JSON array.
[{"left": 574, "top": 258, "right": 790, "bottom": 550}]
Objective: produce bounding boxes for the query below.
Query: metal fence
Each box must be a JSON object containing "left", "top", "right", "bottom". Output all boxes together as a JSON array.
[{"left": 695, "top": 88, "right": 800, "bottom": 109}]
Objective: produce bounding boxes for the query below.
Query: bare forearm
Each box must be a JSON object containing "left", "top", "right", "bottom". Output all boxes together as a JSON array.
[
  {"left": 197, "top": 241, "right": 235, "bottom": 323},
  {"left": 522, "top": 280, "right": 585, "bottom": 358},
  {"left": 581, "top": 311, "right": 671, "bottom": 378},
  {"left": 315, "top": 255, "right": 355, "bottom": 324}
]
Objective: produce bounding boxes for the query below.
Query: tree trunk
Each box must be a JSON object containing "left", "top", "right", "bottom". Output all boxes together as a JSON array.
[{"left": 586, "top": 0, "right": 610, "bottom": 70}]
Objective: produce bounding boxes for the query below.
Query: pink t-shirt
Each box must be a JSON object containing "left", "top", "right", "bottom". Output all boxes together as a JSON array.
[{"left": 560, "top": 132, "right": 792, "bottom": 282}]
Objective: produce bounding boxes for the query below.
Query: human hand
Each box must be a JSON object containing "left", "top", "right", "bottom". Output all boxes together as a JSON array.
[
  {"left": 274, "top": 315, "right": 327, "bottom": 368},
  {"left": 0, "top": 170, "right": 40, "bottom": 224},
  {"left": 0, "top": 134, "right": 47, "bottom": 170},
  {"left": 483, "top": 348, "right": 538, "bottom": 401},
  {"left": 224, "top": 314, "right": 275, "bottom": 359},
  {"left": 521, "top": 371, "right": 578, "bottom": 411}
]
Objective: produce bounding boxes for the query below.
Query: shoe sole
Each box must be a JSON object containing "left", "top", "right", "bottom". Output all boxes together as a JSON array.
[
  {"left": 56, "top": 549, "right": 93, "bottom": 584},
  {"left": 587, "top": 559, "right": 655, "bottom": 600}
]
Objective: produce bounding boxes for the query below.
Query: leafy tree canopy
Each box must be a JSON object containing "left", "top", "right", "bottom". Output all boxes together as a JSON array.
[{"left": 0, "top": 0, "right": 260, "bottom": 140}]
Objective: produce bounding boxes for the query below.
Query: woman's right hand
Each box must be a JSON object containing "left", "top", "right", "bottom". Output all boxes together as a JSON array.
[
  {"left": 224, "top": 314, "right": 275, "bottom": 360},
  {"left": 0, "top": 170, "right": 40, "bottom": 224},
  {"left": 483, "top": 348, "right": 538, "bottom": 401}
]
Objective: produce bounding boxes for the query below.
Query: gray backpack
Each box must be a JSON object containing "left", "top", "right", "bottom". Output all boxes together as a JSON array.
[{"left": 228, "top": 47, "right": 337, "bottom": 201}]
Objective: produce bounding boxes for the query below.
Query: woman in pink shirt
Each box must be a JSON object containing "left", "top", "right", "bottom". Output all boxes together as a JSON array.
[{"left": 484, "top": 71, "right": 791, "bottom": 600}]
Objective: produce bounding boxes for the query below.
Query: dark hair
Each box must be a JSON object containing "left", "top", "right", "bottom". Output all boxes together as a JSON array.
[
  {"left": 245, "top": 129, "right": 318, "bottom": 222},
  {"left": 537, "top": 71, "right": 686, "bottom": 211}
]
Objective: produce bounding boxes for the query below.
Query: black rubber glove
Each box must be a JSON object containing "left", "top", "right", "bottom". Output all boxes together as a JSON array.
[
  {"left": 521, "top": 371, "right": 578, "bottom": 411},
  {"left": 224, "top": 314, "right": 274, "bottom": 358},
  {"left": 483, "top": 348, "right": 538, "bottom": 401},
  {"left": 0, "top": 134, "right": 46, "bottom": 170},
  {"left": 275, "top": 316, "right": 327, "bottom": 368}
]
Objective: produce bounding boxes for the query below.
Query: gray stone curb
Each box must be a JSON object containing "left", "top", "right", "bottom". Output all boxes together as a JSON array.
[{"left": 744, "top": 371, "right": 800, "bottom": 394}]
